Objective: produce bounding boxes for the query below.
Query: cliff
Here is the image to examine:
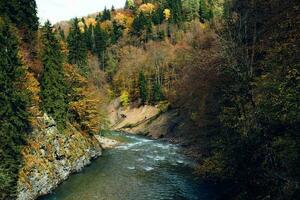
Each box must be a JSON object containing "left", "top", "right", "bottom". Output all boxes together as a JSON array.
[{"left": 17, "top": 114, "right": 102, "bottom": 200}]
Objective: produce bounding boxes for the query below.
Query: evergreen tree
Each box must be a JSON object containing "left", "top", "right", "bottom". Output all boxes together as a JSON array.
[
  {"left": 67, "top": 18, "right": 88, "bottom": 75},
  {"left": 131, "top": 12, "right": 153, "bottom": 42},
  {"left": 152, "top": 6, "right": 164, "bottom": 25},
  {"left": 84, "top": 23, "right": 93, "bottom": 52},
  {"left": 125, "top": 0, "right": 135, "bottom": 10},
  {"left": 0, "top": 17, "right": 29, "bottom": 199},
  {"left": 167, "top": 0, "right": 183, "bottom": 24},
  {"left": 139, "top": 71, "right": 148, "bottom": 104},
  {"left": 111, "top": 5, "right": 116, "bottom": 12},
  {"left": 40, "top": 21, "right": 68, "bottom": 130},
  {"left": 112, "top": 20, "right": 124, "bottom": 44},
  {"left": 199, "top": 0, "right": 213, "bottom": 22},
  {"left": 151, "top": 81, "right": 164, "bottom": 103},
  {"left": 100, "top": 7, "right": 111, "bottom": 21},
  {"left": 94, "top": 22, "right": 109, "bottom": 69},
  {"left": 183, "top": 0, "right": 199, "bottom": 21},
  {"left": 58, "top": 26, "right": 65, "bottom": 41},
  {"left": 0, "top": 0, "right": 39, "bottom": 31}
]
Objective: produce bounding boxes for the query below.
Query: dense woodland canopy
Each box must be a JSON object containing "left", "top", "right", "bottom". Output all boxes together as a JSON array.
[{"left": 0, "top": 0, "right": 299, "bottom": 199}]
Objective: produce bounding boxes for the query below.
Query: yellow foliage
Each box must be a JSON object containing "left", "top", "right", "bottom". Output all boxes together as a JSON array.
[
  {"left": 100, "top": 20, "right": 113, "bottom": 31},
  {"left": 64, "top": 63, "right": 103, "bottom": 135},
  {"left": 85, "top": 17, "right": 97, "bottom": 27},
  {"left": 138, "top": 3, "right": 155, "bottom": 14},
  {"left": 114, "top": 12, "right": 134, "bottom": 30},
  {"left": 120, "top": 91, "right": 129, "bottom": 107},
  {"left": 78, "top": 21, "right": 85, "bottom": 33},
  {"left": 24, "top": 70, "right": 42, "bottom": 127},
  {"left": 163, "top": 9, "right": 171, "bottom": 21}
]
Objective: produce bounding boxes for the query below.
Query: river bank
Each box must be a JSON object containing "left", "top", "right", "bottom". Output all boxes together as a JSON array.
[
  {"left": 39, "top": 132, "right": 218, "bottom": 200},
  {"left": 107, "top": 98, "right": 203, "bottom": 159},
  {"left": 17, "top": 114, "right": 120, "bottom": 200}
]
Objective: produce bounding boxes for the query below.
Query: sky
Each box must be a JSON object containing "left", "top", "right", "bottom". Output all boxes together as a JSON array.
[{"left": 36, "top": 0, "right": 126, "bottom": 24}]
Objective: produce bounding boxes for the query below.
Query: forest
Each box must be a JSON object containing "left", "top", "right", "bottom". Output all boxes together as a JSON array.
[{"left": 0, "top": 0, "right": 299, "bottom": 199}]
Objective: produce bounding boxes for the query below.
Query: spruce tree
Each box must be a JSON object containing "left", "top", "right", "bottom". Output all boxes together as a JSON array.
[
  {"left": 152, "top": 6, "right": 164, "bottom": 25},
  {"left": 94, "top": 22, "right": 109, "bottom": 69},
  {"left": 131, "top": 12, "right": 153, "bottom": 42},
  {"left": 151, "top": 81, "right": 164, "bottom": 103},
  {"left": 167, "top": 0, "right": 183, "bottom": 24},
  {"left": 0, "top": 0, "right": 39, "bottom": 31},
  {"left": 40, "top": 21, "right": 68, "bottom": 130},
  {"left": 100, "top": 7, "right": 111, "bottom": 21},
  {"left": 84, "top": 23, "right": 93, "bottom": 52},
  {"left": 139, "top": 71, "right": 148, "bottom": 104},
  {"left": 125, "top": 0, "right": 135, "bottom": 10},
  {"left": 112, "top": 20, "right": 124, "bottom": 44},
  {"left": 67, "top": 18, "right": 88, "bottom": 75},
  {"left": 199, "top": 0, "right": 213, "bottom": 22},
  {"left": 0, "top": 17, "right": 29, "bottom": 199}
]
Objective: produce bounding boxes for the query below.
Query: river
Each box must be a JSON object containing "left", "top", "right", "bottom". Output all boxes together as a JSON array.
[{"left": 39, "top": 132, "right": 217, "bottom": 200}]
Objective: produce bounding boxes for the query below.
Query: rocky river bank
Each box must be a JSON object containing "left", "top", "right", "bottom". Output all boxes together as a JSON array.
[{"left": 17, "top": 114, "right": 103, "bottom": 200}]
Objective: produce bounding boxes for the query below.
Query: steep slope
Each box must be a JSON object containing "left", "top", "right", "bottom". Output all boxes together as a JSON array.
[{"left": 17, "top": 114, "right": 102, "bottom": 200}]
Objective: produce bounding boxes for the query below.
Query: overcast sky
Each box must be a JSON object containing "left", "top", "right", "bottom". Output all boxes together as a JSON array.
[{"left": 36, "top": 0, "right": 126, "bottom": 24}]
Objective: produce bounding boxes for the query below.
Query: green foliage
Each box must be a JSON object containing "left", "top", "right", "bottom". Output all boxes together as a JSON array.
[
  {"left": 167, "top": 0, "right": 183, "bottom": 24},
  {"left": 67, "top": 18, "right": 88, "bottom": 76},
  {"left": 151, "top": 81, "right": 164, "bottom": 104},
  {"left": 125, "top": 0, "right": 135, "bottom": 10},
  {"left": 58, "top": 26, "right": 65, "bottom": 41},
  {"left": 111, "top": 20, "right": 124, "bottom": 44},
  {"left": 139, "top": 71, "right": 148, "bottom": 104},
  {"left": 199, "top": 0, "right": 213, "bottom": 22},
  {"left": 94, "top": 22, "right": 109, "bottom": 67},
  {"left": 120, "top": 90, "right": 130, "bottom": 107},
  {"left": 83, "top": 23, "right": 94, "bottom": 52},
  {"left": 182, "top": 0, "right": 200, "bottom": 21},
  {"left": 100, "top": 7, "right": 111, "bottom": 22},
  {"left": 0, "top": 17, "right": 29, "bottom": 199},
  {"left": 131, "top": 12, "right": 153, "bottom": 42},
  {"left": 196, "top": 0, "right": 300, "bottom": 199},
  {"left": 152, "top": 6, "right": 164, "bottom": 25},
  {"left": 40, "top": 21, "right": 68, "bottom": 131},
  {"left": 0, "top": 0, "right": 39, "bottom": 33}
]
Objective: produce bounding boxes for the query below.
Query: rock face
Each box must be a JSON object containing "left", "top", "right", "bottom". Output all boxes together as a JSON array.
[
  {"left": 108, "top": 99, "right": 182, "bottom": 139},
  {"left": 17, "top": 114, "right": 102, "bottom": 200}
]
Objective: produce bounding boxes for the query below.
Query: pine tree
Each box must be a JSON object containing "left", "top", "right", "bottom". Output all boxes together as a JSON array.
[
  {"left": 167, "top": 0, "right": 183, "bottom": 24},
  {"left": 183, "top": 0, "right": 199, "bottom": 21},
  {"left": 112, "top": 20, "right": 124, "bottom": 44},
  {"left": 131, "top": 12, "right": 153, "bottom": 42},
  {"left": 152, "top": 6, "right": 164, "bottom": 25},
  {"left": 139, "top": 71, "right": 148, "bottom": 104},
  {"left": 199, "top": 0, "right": 213, "bottom": 22},
  {"left": 58, "top": 26, "right": 65, "bottom": 41},
  {"left": 100, "top": 7, "right": 111, "bottom": 21},
  {"left": 94, "top": 22, "right": 109, "bottom": 69},
  {"left": 67, "top": 18, "right": 88, "bottom": 75},
  {"left": 0, "top": 0, "right": 39, "bottom": 31},
  {"left": 84, "top": 23, "right": 93, "bottom": 52},
  {"left": 151, "top": 81, "right": 164, "bottom": 103},
  {"left": 125, "top": 0, "right": 135, "bottom": 10},
  {"left": 40, "top": 21, "right": 68, "bottom": 130},
  {"left": 0, "top": 17, "right": 29, "bottom": 199}
]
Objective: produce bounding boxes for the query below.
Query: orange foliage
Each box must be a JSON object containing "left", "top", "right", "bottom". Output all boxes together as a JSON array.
[
  {"left": 100, "top": 20, "right": 113, "bottom": 31},
  {"left": 138, "top": 3, "right": 156, "bottom": 14},
  {"left": 64, "top": 63, "right": 103, "bottom": 135},
  {"left": 85, "top": 17, "right": 97, "bottom": 27}
]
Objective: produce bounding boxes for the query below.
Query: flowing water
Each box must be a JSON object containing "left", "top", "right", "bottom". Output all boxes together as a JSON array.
[{"left": 40, "top": 132, "right": 217, "bottom": 200}]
